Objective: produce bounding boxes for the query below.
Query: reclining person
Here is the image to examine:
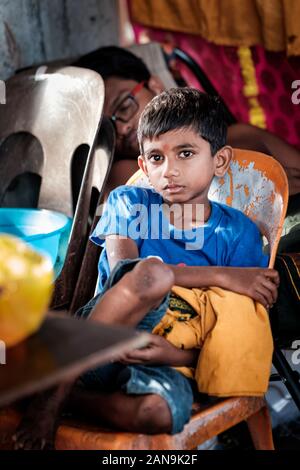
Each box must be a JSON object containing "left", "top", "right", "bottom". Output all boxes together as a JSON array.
[
  {"left": 14, "top": 89, "right": 278, "bottom": 449},
  {"left": 73, "top": 46, "right": 300, "bottom": 199}
]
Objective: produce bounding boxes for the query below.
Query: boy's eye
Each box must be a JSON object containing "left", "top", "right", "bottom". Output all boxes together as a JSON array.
[
  {"left": 149, "top": 154, "right": 163, "bottom": 162},
  {"left": 179, "top": 150, "right": 193, "bottom": 158}
]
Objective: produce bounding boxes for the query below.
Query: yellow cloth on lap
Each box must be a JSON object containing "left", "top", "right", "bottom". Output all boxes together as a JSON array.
[{"left": 152, "top": 285, "right": 273, "bottom": 397}]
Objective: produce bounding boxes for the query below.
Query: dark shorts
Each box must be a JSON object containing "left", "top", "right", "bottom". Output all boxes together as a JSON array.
[{"left": 75, "top": 258, "right": 195, "bottom": 434}]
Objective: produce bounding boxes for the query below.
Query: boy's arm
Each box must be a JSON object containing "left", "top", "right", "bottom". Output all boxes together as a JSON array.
[
  {"left": 118, "top": 335, "right": 199, "bottom": 367},
  {"left": 106, "top": 235, "right": 139, "bottom": 270},
  {"left": 168, "top": 265, "right": 279, "bottom": 309},
  {"left": 104, "top": 237, "right": 279, "bottom": 309}
]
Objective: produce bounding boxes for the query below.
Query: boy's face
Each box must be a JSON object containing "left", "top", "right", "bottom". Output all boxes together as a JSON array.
[
  {"left": 104, "top": 77, "right": 159, "bottom": 159},
  {"left": 138, "top": 128, "right": 231, "bottom": 205}
]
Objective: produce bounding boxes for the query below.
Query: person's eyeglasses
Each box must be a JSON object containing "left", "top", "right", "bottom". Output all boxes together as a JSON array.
[{"left": 110, "top": 81, "right": 145, "bottom": 126}]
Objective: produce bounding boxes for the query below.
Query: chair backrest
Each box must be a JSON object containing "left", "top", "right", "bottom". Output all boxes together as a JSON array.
[
  {"left": 0, "top": 66, "right": 106, "bottom": 309},
  {"left": 0, "top": 65, "right": 104, "bottom": 217},
  {"left": 127, "top": 148, "right": 289, "bottom": 268},
  {"left": 69, "top": 118, "right": 116, "bottom": 315},
  {"left": 53, "top": 118, "right": 115, "bottom": 310}
]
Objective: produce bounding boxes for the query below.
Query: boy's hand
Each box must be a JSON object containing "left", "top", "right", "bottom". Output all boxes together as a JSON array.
[
  {"left": 117, "top": 334, "right": 198, "bottom": 367},
  {"left": 222, "top": 268, "right": 279, "bottom": 309}
]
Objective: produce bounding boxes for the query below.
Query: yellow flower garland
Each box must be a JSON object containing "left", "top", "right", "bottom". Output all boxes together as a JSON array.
[{"left": 237, "top": 46, "right": 266, "bottom": 129}]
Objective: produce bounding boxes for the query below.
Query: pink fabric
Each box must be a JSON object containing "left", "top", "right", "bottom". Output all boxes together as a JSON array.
[{"left": 132, "top": 24, "right": 300, "bottom": 150}]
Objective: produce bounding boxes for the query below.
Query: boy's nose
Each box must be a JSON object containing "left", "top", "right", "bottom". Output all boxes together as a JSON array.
[{"left": 163, "top": 160, "right": 180, "bottom": 178}]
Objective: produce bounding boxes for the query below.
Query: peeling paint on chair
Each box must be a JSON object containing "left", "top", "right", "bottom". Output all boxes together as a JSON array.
[{"left": 209, "top": 158, "right": 284, "bottom": 254}]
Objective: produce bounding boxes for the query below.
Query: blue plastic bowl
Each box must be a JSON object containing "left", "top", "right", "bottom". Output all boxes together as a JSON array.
[{"left": 0, "top": 208, "right": 72, "bottom": 278}]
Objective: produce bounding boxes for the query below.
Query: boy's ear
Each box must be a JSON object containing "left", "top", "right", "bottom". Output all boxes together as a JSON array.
[
  {"left": 148, "top": 75, "right": 165, "bottom": 95},
  {"left": 214, "top": 146, "right": 232, "bottom": 177},
  {"left": 138, "top": 155, "right": 148, "bottom": 176}
]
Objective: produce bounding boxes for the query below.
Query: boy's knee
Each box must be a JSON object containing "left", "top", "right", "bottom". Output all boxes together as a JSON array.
[
  {"left": 135, "top": 257, "right": 173, "bottom": 283},
  {"left": 132, "top": 258, "right": 174, "bottom": 302},
  {"left": 134, "top": 394, "right": 172, "bottom": 434}
]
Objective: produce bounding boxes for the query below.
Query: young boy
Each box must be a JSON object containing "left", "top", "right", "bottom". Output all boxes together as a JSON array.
[
  {"left": 14, "top": 89, "right": 279, "bottom": 449},
  {"left": 74, "top": 88, "right": 278, "bottom": 425}
]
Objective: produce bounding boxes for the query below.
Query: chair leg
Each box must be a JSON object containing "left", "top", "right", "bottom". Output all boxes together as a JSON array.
[{"left": 246, "top": 405, "right": 274, "bottom": 450}]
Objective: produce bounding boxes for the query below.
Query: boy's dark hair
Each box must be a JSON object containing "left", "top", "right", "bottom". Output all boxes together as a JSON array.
[
  {"left": 138, "top": 88, "right": 227, "bottom": 155},
  {"left": 72, "top": 46, "right": 151, "bottom": 82}
]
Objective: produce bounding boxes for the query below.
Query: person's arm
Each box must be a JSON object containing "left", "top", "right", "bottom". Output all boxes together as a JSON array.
[
  {"left": 106, "top": 235, "right": 139, "bottom": 270},
  {"left": 168, "top": 209, "right": 279, "bottom": 308},
  {"left": 118, "top": 334, "right": 199, "bottom": 367},
  {"left": 91, "top": 186, "right": 143, "bottom": 270},
  {"left": 104, "top": 237, "right": 279, "bottom": 309},
  {"left": 168, "top": 264, "right": 279, "bottom": 309}
]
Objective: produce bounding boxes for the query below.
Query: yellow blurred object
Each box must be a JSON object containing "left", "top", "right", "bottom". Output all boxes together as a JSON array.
[
  {"left": 131, "top": 0, "right": 300, "bottom": 56},
  {"left": 0, "top": 235, "right": 53, "bottom": 347}
]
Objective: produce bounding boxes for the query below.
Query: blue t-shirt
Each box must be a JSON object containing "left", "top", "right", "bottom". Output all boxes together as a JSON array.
[{"left": 91, "top": 186, "right": 269, "bottom": 292}]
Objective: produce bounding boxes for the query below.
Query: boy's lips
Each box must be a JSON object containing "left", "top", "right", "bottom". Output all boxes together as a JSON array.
[{"left": 163, "top": 184, "right": 185, "bottom": 194}]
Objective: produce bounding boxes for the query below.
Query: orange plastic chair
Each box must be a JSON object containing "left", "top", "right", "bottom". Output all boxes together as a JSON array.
[{"left": 0, "top": 148, "right": 288, "bottom": 450}]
